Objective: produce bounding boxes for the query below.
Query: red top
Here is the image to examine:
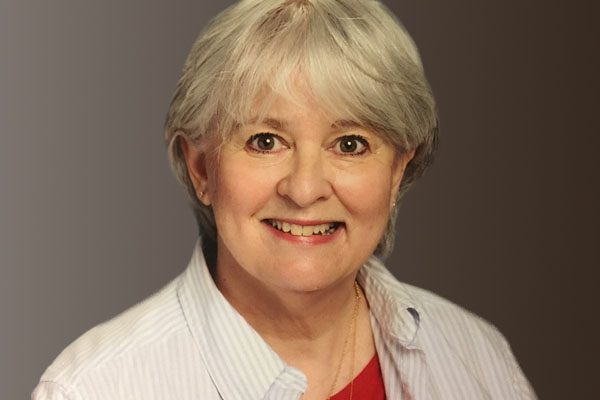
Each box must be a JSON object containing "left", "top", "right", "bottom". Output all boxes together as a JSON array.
[{"left": 330, "top": 353, "right": 386, "bottom": 399}]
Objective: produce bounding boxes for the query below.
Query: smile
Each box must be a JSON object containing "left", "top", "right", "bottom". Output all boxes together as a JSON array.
[{"left": 263, "top": 219, "right": 343, "bottom": 237}]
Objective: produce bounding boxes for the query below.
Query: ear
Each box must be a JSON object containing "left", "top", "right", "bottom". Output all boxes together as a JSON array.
[
  {"left": 179, "top": 134, "right": 212, "bottom": 206},
  {"left": 390, "top": 149, "right": 416, "bottom": 208}
]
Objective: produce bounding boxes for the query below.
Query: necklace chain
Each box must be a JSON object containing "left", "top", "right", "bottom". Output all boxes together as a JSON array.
[{"left": 327, "top": 281, "right": 361, "bottom": 400}]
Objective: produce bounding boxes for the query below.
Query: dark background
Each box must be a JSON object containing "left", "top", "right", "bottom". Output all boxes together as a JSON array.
[{"left": 1, "top": 1, "right": 598, "bottom": 398}]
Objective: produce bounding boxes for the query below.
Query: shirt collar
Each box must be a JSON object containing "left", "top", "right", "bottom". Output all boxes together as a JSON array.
[
  {"left": 358, "top": 256, "right": 423, "bottom": 350},
  {"left": 177, "top": 240, "right": 307, "bottom": 400},
  {"left": 176, "top": 241, "right": 423, "bottom": 398}
]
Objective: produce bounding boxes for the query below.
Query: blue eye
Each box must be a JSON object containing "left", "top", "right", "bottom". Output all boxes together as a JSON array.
[
  {"left": 334, "top": 135, "right": 369, "bottom": 155},
  {"left": 246, "top": 133, "right": 285, "bottom": 153}
]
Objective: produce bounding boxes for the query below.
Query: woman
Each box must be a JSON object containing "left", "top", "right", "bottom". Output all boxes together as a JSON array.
[{"left": 33, "top": 0, "right": 536, "bottom": 399}]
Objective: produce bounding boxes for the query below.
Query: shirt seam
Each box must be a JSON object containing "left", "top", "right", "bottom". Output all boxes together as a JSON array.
[
  {"left": 61, "top": 312, "right": 188, "bottom": 388},
  {"left": 494, "top": 327, "right": 536, "bottom": 399},
  {"left": 37, "top": 379, "right": 82, "bottom": 400}
]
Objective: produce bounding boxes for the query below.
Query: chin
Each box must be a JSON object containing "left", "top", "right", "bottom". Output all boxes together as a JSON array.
[{"left": 256, "top": 260, "right": 353, "bottom": 294}]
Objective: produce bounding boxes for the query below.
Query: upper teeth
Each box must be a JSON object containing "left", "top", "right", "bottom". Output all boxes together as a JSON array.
[{"left": 267, "top": 220, "right": 338, "bottom": 236}]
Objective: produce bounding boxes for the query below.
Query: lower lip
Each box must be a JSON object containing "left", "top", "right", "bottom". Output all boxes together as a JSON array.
[{"left": 263, "top": 222, "right": 344, "bottom": 245}]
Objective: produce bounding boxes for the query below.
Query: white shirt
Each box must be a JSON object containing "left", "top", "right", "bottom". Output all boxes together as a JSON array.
[{"left": 33, "top": 241, "right": 537, "bottom": 399}]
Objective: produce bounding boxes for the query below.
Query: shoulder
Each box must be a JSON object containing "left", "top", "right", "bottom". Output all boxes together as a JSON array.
[
  {"left": 363, "top": 257, "right": 537, "bottom": 399},
  {"left": 412, "top": 283, "right": 536, "bottom": 398},
  {"left": 401, "top": 278, "right": 502, "bottom": 340},
  {"left": 33, "top": 276, "right": 206, "bottom": 399},
  {"left": 363, "top": 256, "right": 508, "bottom": 343}
]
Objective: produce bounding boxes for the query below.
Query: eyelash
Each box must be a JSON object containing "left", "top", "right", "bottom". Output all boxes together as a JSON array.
[
  {"left": 245, "top": 133, "right": 370, "bottom": 156},
  {"left": 246, "top": 133, "right": 287, "bottom": 154},
  {"left": 333, "top": 135, "right": 370, "bottom": 156}
]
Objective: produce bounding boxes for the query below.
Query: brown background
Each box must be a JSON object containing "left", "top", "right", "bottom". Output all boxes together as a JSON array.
[{"left": 1, "top": 0, "right": 598, "bottom": 398}]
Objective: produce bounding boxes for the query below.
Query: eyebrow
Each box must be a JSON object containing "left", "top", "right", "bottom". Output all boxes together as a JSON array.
[
  {"left": 331, "top": 119, "right": 362, "bottom": 130},
  {"left": 241, "top": 117, "right": 287, "bottom": 132},
  {"left": 262, "top": 118, "right": 286, "bottom": 131},
  {"left": 245, "top": 117, "right": 362, "bottom": 132}
]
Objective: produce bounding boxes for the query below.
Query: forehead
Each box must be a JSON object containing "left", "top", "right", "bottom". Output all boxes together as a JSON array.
[
  {"left": 240, "top": 112, "right": 368, "bottom": 144},
  {"left": 219, "top": 70, "right": 395, "bottom": 147},
  {"left": 240, "top": 82, "right": 362, "bottom": 130}
]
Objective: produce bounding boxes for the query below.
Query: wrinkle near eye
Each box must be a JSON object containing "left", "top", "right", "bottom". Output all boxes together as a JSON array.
[
  {"left": 333, "top": 135, "right": 369, "bottom": 156},
  {"left": 246, "top": 132, "right": 287, "bottom": 153}
]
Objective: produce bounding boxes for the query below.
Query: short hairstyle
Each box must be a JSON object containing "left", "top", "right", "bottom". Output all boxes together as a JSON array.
[{"left": 165, "top": 0, "right": 438, "bottom": 258}]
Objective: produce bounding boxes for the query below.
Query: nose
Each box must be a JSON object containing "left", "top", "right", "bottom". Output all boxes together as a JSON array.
[{"left": 277, "top": 148, "right": 333, "bottom": 208}]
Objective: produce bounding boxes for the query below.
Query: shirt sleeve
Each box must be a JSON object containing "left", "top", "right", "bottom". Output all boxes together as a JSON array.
[{"left": 31, "top": 381, "right": 77, "bottom": 400}]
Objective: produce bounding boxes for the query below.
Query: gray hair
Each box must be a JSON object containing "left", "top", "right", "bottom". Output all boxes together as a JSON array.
[{"left": 165, "top": 0, "right": 438, "bottom": 258}]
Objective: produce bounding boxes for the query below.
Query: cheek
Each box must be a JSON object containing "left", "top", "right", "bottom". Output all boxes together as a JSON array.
[
  {"left": 210, "top": 158, "right": 275, "bottom": 222},
  {"left": 335, "top": 165, "right": 394, "bottom": 223}
]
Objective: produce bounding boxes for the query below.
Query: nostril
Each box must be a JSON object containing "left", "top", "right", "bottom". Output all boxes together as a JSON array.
[{"left": 276, "top": 163, "right": 333, "bottom": 207}]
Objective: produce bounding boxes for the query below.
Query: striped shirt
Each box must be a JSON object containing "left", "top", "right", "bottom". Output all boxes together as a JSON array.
[{"left": 33, "top": 241, "right": 537, "bottom": 399}]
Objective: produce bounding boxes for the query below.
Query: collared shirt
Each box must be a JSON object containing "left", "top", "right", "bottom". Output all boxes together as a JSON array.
[{"left": 33, "top": 241, "right": 537, "bottom": 399}]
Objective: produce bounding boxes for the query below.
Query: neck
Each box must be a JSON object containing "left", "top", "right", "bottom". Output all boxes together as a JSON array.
[
  {"left": 213, "top": 243, "right": 377, "bottom": 399},
  {"left": 216, "top": 258, "right": 358, "bottom": 344}
]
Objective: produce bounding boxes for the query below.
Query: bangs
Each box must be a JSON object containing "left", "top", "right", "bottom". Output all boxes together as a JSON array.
[{"left": 209, "top": 0, "right": 414, "bottom": 151}]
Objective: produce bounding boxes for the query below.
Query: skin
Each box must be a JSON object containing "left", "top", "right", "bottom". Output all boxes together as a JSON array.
[{"left": 182, "top": 88, "right": 414, "bottom": 399}]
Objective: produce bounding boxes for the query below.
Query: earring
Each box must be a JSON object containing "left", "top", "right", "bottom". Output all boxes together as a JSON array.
[{"left": 198, "top": 190, "right": 211, "bottom": 207}]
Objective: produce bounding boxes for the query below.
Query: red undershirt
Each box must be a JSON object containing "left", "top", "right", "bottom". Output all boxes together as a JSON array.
[{"left": 330, "top": 353, "right": 386, "bottom": 399}]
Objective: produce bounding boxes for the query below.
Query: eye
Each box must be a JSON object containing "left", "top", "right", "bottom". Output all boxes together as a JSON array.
[
  {"left": 246, "top": 133, "right": 286, "bottom": 153},
  {"left": 333, "top": 135, "right": 369, "bottom": 155}
]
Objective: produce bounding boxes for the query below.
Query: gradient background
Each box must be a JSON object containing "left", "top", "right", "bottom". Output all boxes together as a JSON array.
[{"left": 1, "top": 0, "right": 598, "bottom": 398}]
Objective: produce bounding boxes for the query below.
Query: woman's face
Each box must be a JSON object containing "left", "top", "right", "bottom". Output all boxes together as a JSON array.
[{"left": 186, "top": 90, "right": 413, "bottom": 294}]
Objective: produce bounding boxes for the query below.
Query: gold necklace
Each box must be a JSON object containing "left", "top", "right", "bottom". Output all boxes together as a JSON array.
[{"left": 327, "top": 281, "right": 361, "bottom": 400}]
